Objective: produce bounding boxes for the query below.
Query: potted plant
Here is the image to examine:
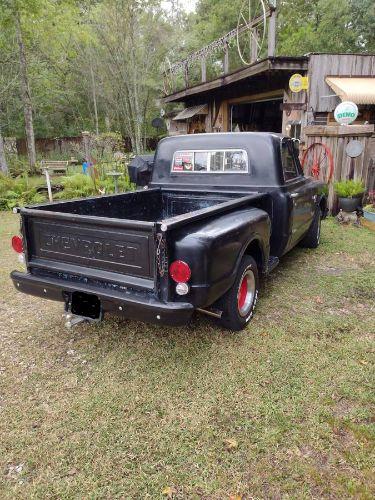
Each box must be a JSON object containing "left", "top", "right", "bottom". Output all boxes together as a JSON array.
[{"left": 334, "top": 179, "right": 365, "bottom": 212}]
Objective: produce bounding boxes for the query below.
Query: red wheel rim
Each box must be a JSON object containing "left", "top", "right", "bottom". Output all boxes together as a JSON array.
[
  {"left": 237, "top": 269, "right": 256, "bottom": 317},
  {"left": 238, "top": 277, "right": 248, "bottom": 310},
  {"left": 301, "top": 142, "right": 334, "bottom": 183}
]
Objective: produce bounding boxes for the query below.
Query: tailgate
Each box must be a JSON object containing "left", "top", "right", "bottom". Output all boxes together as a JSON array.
[{"left": 22, "top": 211, "right": 156, "bottom": 289}]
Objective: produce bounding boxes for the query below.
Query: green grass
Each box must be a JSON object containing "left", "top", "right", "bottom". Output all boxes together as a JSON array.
[{"left": 0, "top": 215, "right": 374, "bottom": 498}]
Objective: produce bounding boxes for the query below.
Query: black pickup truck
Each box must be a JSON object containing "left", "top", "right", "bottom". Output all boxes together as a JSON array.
[{"left": 11, "top": 133, "right": 326, "bottom": 330}]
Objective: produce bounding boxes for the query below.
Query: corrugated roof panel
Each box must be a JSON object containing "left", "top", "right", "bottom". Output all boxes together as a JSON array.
[
  {"left": 173, "top": 104, "right": 208, "bottom": 121},
  {"left": 326, "top": 77, "right": 375, "bottom": 105}
]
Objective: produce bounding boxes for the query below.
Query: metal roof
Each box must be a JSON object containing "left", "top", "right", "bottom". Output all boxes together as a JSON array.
[{"left": 172, "top": 104, "right": 208, "bottom": 120}]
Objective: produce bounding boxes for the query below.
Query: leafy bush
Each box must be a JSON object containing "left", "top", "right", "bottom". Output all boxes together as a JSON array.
[
  {"left": 56, "top": 173, "right": 97, "bottom": 199},
  {"left": 7, "top": 156, "right": 31, "bottom": 177},
  {"left": 0, "top": 168, "right": 134, "bottom": 210},
  {"left": 333, "top": 180, "right": 365, "bottom": 198},
  {"left": 0, "top": 173, "right": 47, "bottom": 209}
]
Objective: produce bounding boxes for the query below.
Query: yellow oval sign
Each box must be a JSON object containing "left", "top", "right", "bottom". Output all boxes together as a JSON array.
[{"left": 289, "top": 73, "right": 303, "bottom": 93}]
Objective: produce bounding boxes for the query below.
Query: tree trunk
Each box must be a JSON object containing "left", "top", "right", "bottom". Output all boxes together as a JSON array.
[
  {"left": 15, "top": 10, "right": 36, "bottom": 172},
  {"left": 90, "top": 60, "right": 99, "bottom": 135},
  {"left": 0, "top": 123, "right": 8, "bottom": 174}
]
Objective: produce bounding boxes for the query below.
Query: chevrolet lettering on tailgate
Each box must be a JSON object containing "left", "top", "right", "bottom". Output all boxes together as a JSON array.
[{"left": 40, "top": 231, "right": 139, "bottom": 262}]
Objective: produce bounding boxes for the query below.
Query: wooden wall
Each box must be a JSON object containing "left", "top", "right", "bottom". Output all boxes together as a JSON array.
[
  {"left": 304, "top": 124, "right": 375, "bottom": 211},
  {"left": 308, "top": 54, "right": 375, "bottom": 113}
]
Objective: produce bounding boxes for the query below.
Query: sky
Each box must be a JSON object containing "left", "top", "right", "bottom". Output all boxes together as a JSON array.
[
  {"left": 162, "top": 0, "right": 198, "bottom": 13},
  {"left": 180, "top": 0, "right": 198, "bottom": 12}
]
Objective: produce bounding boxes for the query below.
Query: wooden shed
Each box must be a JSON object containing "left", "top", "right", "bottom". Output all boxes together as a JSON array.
[{"left": 163, "top": 52, "right": 375, "bottom": 210}]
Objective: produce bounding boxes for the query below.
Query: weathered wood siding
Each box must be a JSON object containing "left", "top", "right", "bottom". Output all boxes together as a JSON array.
[
  {"left": 308, "top": 54, "right": 375, "bottom": 113},
  {"left": 304, "top": 124, "right": 375, "bottom": 212},
  {"left": 282, "top": 85, "right": 308, "bottom": 135}
]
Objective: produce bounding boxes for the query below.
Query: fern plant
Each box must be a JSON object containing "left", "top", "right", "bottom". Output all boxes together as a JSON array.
[{"left": 333, "top": 180, "right": 365, "bottom": 198}]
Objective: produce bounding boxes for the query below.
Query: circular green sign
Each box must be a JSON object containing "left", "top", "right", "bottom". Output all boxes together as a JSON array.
[{"left": 334, "top": 101, "right": 358, "bottom": 125}]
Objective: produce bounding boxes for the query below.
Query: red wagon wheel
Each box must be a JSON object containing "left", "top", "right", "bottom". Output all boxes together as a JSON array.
[{"left": 301, "top": 142, "right": 334, "bottom": 183}]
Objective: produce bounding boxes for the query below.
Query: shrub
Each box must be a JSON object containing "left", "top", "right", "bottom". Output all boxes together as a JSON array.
[
  {"left": 55, "top": 173, "right": 97, "bottom": 200},
  {"left": 333, "top": 180, "right": 365, "bottom": 198},
  {"left": 0, "top": 173, "right": 47, "bottom": 210},
  {"left": 0, "top": 167, "right": 134, "bottom": 210},
  {"left": 7, "top": 156, "right": 31, "bottom": 177}
]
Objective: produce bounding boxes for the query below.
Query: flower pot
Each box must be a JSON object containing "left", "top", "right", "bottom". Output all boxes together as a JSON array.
[
  {"left": 338, "top": 195, "right": 363, "bottom": 212},
  {"left": 363, "top": 209, "right": 375, "bottom": 223}
]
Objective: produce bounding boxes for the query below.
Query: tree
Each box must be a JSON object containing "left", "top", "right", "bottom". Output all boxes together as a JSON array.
[
  {"left": 186, "top": 0, "right": 375, "bottom": 66},
  {"left": 14, "top": 7, "right": 36, "bottom": 171},
  {"left": 87, "top": 0, "right": 175, "bottom": 152},
  {"left": 0, "top": 123, "right": 8, "bottom": 174}
]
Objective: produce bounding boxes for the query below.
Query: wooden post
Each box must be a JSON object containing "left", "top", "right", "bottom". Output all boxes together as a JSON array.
[
  {"left": 268, "top": 6, "right": 277, "bottom": 57},
  {"left": 251, "top": 29, "right": 259, "bottom": 63},
  {"left": 224, "top": 42, "right": 229, "bottom": 74},
  {"left": 201, "top": 57, "right": 207, "bottom": 83},
  {"left": 82, "top": 131, "right": 90, "bottom": 162},
  {"left": 43, "top": 168, "right": 53, "bottom": 202}
]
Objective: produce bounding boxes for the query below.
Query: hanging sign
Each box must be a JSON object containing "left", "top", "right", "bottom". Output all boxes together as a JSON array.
[
  {"left": 301, "top": 76, "right": 309, "bottom": 90},
  {"left": 346, "top": 140, "right": 363, "bottom": 158},
  {"left": 289, "top": 74, "right": 308, "bottom": 93},
  {"left": 334, "top": 101, "right": 358, "bottom": 125}
]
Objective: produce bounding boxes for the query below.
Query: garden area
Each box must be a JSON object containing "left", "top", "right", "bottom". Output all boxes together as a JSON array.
[
  {"left": 0, "top": 132, "right": 136, "bottom": 210},
  {"left": 0, "top": 214, "right": 374, "bottom": 498}
]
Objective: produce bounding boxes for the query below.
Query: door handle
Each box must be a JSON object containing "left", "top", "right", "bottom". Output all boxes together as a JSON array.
[{"left": 290, "top": 193, "right": 299, "bottom": 198}]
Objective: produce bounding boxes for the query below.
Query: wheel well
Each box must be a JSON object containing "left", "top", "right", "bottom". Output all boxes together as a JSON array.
[
  {"left": 244, "top": 239, "right": 263, "bottom": 272},
  {"left": 319, "top": 196, "right": 328, "bottom": 218}
]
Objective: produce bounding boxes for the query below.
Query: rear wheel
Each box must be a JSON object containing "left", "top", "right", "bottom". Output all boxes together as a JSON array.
[
  {"left": 216, "top": 255, "right": 259, "bottom": 331},
  {"left": 299, "top": 208, "right": 321, "bottom": 248}
]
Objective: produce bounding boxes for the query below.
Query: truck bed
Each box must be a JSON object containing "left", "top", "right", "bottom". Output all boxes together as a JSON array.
[
  {"left": 34, "top": 189, "right": 233, "bottom": 221},
  {"left": 19, "top": 188, "right": 264, "bottom": 292}
]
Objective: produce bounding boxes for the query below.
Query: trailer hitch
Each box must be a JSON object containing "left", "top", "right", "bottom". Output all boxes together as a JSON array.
[{"left": 64, "top": 313, "right": 92, "bottom": 329}]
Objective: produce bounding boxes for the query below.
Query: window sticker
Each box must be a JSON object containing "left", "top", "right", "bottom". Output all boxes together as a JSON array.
[
  {"left": 173, "top": 151, "right": 194, "bottom": 172},
  {"left": 225, "top": 151, "right": 248, "bottom": 172},
  {"left": 194, "top": 152, "right": 208, "bottom": 171},
  {"left": 211, "top": 151, "right": 225, "bottom": 171},
  {"left": 171, "top": 150, "right": 249, "bottom": 173}
]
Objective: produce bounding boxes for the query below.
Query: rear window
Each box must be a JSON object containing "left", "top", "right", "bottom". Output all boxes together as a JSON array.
[{"left": 171, "top": 150, "right": 249, "bottom": 173}]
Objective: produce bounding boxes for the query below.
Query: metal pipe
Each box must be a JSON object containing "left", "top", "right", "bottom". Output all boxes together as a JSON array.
[{"left": 196, "top": 308, "right": 222, "bottom": 319}]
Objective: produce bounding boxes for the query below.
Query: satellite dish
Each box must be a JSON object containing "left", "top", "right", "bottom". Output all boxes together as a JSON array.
[
  {"left": 151, "top": 117, "right": 165, "bottom": 129},
  {"left": 237, "top": 0, "right": 267, "bottom": 65}
]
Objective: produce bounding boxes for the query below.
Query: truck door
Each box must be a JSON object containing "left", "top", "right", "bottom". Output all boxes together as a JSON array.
[{"left": 281, "top": 139, "right": 314, "bottom": 248}]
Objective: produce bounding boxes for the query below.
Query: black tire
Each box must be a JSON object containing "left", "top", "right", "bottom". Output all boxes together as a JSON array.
[
  {"left": 299, "top": 209, "right": 321, "bottom": 249},
  {"left": 216, "top": 255, "right": 259, "bottom": 331}
]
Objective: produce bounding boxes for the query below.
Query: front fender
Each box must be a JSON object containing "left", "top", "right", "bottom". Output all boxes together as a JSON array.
[{"left": 170, "top": 208, "right": 270, "bottom": 307}]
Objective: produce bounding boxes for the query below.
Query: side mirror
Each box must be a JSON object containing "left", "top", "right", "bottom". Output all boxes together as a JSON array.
[
  {"left": 128, "top": 155, "right": 154, "bottom": 186},
  {"left": 292, "top": 138, "right": 300, "bottom": 153}
]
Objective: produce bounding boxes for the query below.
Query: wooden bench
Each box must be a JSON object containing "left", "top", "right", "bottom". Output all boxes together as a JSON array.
[
  {"left": 40, "top": 160, "right": 71, "bottom": 202},
  {"left": 40, "top": 160, "right": 69, "bottom": 175}
]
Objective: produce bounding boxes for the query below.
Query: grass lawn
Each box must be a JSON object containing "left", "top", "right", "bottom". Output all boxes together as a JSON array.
[{"left": 0, "top": 212, "right": 374, "bottom": 498}]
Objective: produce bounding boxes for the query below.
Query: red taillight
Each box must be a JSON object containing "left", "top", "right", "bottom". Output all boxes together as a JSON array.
[
  {"left": 169, "top": 260, "right": 191, "bottom": 283},
  {"left": 11, "top": 235, "right": 23, "bottom": 254}
]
